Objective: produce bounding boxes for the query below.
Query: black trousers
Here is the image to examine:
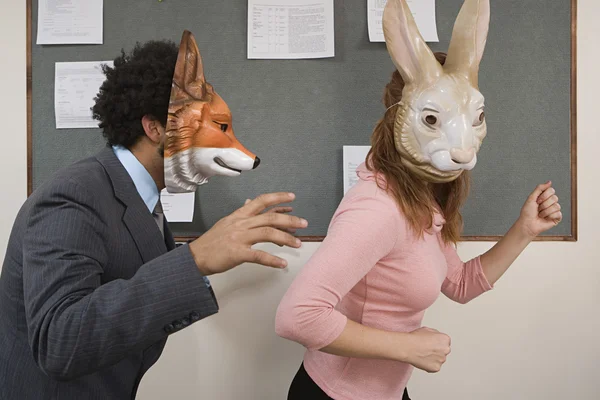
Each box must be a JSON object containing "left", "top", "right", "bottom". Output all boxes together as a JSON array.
[{"left": 288, "top": 363, "right": 411, "bottom": 400}]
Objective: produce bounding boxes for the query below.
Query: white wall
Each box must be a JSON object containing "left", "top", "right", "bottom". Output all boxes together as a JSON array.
[
  {"left": 2, "top": 1, "right": 599, "bottom": 399},
  {"left": 0, "top": 3, "right": 27, "bottom": 261}
]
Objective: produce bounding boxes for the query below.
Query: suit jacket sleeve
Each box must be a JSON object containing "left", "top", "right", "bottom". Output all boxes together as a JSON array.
[{"left": 22, "top": 178, "right": 218, "bottom": 381}]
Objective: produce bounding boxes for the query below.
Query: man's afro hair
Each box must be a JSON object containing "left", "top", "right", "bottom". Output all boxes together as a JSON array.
[{"left": 92, "top": 40, "right": 178, "bottom": 148}]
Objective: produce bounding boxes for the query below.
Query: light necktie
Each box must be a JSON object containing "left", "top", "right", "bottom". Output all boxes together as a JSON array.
[{"left": 152, "top": 200, "right": 165, "bottom": 238}]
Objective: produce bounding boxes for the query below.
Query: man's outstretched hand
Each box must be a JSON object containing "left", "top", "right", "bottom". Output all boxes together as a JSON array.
[{"left": 189, "top": 192, "right": 308, "bottom": 275}]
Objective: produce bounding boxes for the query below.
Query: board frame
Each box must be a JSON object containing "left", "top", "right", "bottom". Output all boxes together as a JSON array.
[{"left": 25, "top": 0, "right": 578, "bottom": 243}]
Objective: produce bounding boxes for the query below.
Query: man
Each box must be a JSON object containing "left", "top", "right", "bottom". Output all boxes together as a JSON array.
[{"left": 0, "top": 39, "right": 307, "bottom": 399}]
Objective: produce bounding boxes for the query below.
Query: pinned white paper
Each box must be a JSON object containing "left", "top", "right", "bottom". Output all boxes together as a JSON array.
[
  {"left": 343, "top": 146, "right": 371, "bottom": 194},
  {"left": 37, "top": 0, "right": 103, "bottom": 45},
  {"left": 160, "top": 190, "right": 196, "bottom": 223},
  {"left": 54, "top": 61, "right": 112, "bottom": 129},
  {"left": 368, "top": 0, "right": 438, "bottom": 43},
  {"left": 248, "top": 0, "right": 335, "bottom": 59}
]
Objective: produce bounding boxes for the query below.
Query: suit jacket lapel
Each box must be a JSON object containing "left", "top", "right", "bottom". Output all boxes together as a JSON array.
[{"left": 95, "top": 147, "right": 168, "bottom": 263}]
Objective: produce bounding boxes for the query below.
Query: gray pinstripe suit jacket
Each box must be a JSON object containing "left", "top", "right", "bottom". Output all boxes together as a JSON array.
[{"left": 0, "top": 147, "right": 219, "bottom": 399}]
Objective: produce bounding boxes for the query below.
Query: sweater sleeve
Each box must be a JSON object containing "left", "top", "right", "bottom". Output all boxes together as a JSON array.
[
  {"left": 440, "top": 242, "right": 493, "bottom": 304},
  {"left": 275, "top": 193, "right": 401, "bottom": 350}
]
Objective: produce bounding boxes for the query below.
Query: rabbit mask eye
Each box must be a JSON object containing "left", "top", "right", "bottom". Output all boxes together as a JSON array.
[
  {"left": 420, "top": 108, "right": 441, "bottom": 129},
  {"left": 473, "top": 109, "right": 485, "bottom": 127}
]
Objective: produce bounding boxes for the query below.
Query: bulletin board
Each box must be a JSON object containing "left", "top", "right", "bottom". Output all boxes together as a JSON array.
[{"left": 26, "top": 0, "right": 577, "bottom": 241}]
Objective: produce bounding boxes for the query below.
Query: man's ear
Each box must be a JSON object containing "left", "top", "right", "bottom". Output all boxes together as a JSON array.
[{"left": 141, "top": 115, "right": 165, "bottom": 145}]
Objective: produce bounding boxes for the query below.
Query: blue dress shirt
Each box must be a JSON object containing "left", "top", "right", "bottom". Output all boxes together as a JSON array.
[{"left": 112, "top": 145, "right": 210, "bottom": 287}]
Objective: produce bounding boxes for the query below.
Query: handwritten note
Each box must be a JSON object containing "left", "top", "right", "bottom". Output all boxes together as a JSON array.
[
  {"left": 343, "top": 146, "right": 371, "bottom": 194},
  {"left": 160, "top": 190, "right": 196, "bottom": 223},
  {"left": 248, "top": 0, "right": 335, "bottom": 59},
  {"left": 368, "top": 0, "right": 438, "bottom": 43},
  {"left": 54, "top": 61, "right": 112, "bottom": 129},
  {"left": 37, "top": 0, "right": 103, "bottom": 45}
]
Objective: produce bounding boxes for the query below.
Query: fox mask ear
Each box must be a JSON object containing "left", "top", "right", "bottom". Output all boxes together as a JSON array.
[{"left": 171, "top": 30, "right": 207, "bottom": 103}]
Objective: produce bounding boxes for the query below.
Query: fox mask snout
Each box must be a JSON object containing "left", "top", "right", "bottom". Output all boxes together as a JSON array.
[{"left": 164, "top": 30, "right": 259, "bottom": 193}]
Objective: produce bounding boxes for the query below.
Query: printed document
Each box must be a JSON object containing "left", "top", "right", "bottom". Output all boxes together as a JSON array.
[
  {"left": 248, "top": 0, "right": 335, "bottom": 59},
  {"left": 54, "top": 61, "right": 112, "bottom": 129},
  {"left": 37, "top": 0, "right": 103, "bottom": 45},
  {"left": 368, "top": 0, "right": 438, "bottom": 43},
  {"left": 343, "top": 145, "right": 371, "bottom": 194},
  {"left": 160, "top": 190, "right": 196, "bottom": 223}
]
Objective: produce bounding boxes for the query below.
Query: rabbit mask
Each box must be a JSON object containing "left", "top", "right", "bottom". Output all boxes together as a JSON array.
[{"left": 383, "top": 0, "right": 490, "bottom": 183}]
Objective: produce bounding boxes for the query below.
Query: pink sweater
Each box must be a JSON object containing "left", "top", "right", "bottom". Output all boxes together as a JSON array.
[{"left": 275, "top": 163, "right": 493, "bottom": 400}]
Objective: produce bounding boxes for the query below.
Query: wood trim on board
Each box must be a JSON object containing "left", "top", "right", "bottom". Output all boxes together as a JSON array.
[
  {"left": 26, "top": 0, "right": 33, "bottom": 196},
  {"left": 173, "top": 234, "right": 577, "bottom": 244},
  {"left": 569, "top": 0, "right": 578, "bottom": 241}
]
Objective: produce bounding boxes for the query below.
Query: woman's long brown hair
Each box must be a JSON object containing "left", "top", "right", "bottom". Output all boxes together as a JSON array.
[{"left": 366, "top": 52, "right": 470, "bottom": 244}]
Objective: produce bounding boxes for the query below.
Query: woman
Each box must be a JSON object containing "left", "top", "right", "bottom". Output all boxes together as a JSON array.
[{"left": 274, "top": 1, "right": 562, "bottom": 399}]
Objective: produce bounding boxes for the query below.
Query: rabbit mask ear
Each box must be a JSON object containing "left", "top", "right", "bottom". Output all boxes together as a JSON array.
[
  {"left": 444, "top": 0, "right": 490, "bottom": 89},
  {"left": 383, "top": 0, "right": 443, "bottom": 88}
]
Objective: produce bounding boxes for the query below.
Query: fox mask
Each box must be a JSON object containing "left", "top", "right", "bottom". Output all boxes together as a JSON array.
[
  {"left": 164, "top": 30, "right": 260, "bottom": 193},
  {"left": 383, "top": 0, "right": 490, "bottom": 183}
]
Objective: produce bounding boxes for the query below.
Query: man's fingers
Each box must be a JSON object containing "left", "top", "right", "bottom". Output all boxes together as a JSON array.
[
  {"left": 242, "top": 249, "right": 288, "bottom": 269},
  {"left": 246, "top": 199, "right": 293, "bottom": 215},
  {"left": 242, "top": 212, "right": 308, "bottom": 231},
  {"left": 247, "top": 227, "right": 302, "bottom": 249},
  {"left": 236, "top": 192, "right": 296, "bottom": 216},
  {"left": 268, "top": 206, "right": 294, "bottom": 214}
]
